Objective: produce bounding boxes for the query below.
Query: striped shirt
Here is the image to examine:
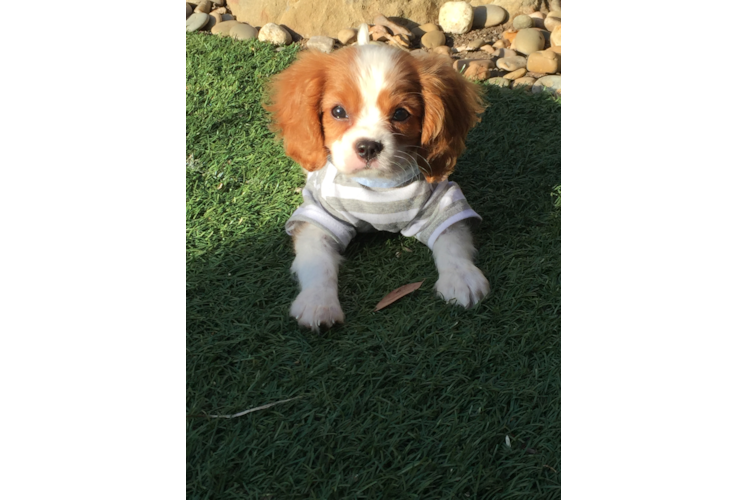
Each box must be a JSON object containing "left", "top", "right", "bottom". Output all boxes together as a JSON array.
[{"left": 286, "top": 161, "right": 481, "bottom": 251}]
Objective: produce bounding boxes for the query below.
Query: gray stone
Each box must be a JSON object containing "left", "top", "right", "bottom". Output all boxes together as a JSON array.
[
  {"left": 513, "top": 14, "right": 533, "bottom": 30},
  {"left": 467, "top": 39, "right": 485, "bottom": 50},
  {"left": 486, "top": 76, "right": 510, "bottom": 87},
  {"left": 472, "top": 5, "right": 508, "bottom": 28},
  {"left": 212, "top": 20, "right": 239, "bottom": 36},
  {"left": 514, "top": 28, "right": 545, "bottom": 55},
  {"left": 494, "top": 48, "right": 516, "bottom": 58},
  {"left": 307, "top": 35, "right": 335, "bottom": 53},
  {"left": 496, "top": 55, "right": 527, "bottom": 71},
  {"left": 338, "top": 28, "right": 356, "bottom": 45},
  {"left": 230, "top": 23, "right": 259, "bottom": 41},
  {"left": 184, "top": 12, "right": 210, "bottom": 31},
  {"left": 421, "top": 30, "right": 446, "bottom": 48},
  {"left": 532, "top": 75, "right": 561, "bottom": 94}
]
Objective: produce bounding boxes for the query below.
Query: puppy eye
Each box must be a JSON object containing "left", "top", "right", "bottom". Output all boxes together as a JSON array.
[
  {"left": 392, "top": 108, "right": 410, "bottom": 122},
  {"left": 331, "top": 106, "right": 348, "bottom": 119}
]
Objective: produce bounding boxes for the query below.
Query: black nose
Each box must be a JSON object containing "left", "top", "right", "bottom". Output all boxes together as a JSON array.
[{"left": 355, "top": 139, "right": 383, "bottom": 161}]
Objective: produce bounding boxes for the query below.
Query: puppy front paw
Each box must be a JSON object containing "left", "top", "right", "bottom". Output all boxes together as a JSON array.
[
  {"left": 435, "top": 264, "right": 490, "bottom": 308},
  {"left": 290, "top": 287, "right": 345, "bottom": 332}
]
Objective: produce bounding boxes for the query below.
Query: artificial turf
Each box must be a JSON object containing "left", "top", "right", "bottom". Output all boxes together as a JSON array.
[{"left": 187, "top": 32, "right": 561, "bottom": 499}]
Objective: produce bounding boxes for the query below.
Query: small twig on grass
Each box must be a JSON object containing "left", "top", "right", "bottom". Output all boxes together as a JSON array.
[
  {"left": 188, "top": 396, "right": 303, "bottom": 419},
  {"left": 543, "top": 465, "right": 558, "bottom": 473}
]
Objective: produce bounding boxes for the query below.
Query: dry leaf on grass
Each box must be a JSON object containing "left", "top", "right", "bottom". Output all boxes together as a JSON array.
[{"left": 374, "top": 281, "right": 423, "bottom": 311}]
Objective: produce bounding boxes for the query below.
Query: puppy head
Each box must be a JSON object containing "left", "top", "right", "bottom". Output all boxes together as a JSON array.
[{"left": 265, "top": 36, "right": 484, "bottom": 183}]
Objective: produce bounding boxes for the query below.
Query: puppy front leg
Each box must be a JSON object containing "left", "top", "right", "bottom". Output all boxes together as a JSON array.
[
  {"left": 289, "top": 222, "right": 345, "bottom": 331},
  {"left": 432, "top": 221, "right": 490, "bottom": 308}
]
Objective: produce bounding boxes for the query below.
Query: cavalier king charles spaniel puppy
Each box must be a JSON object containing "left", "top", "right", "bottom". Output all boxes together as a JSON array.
[{"left": 265, "top": 25, "right": 489, "bottom": 331}]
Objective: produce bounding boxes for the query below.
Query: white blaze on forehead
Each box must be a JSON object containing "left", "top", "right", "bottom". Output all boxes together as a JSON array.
[{"left": 353, "top": 45, "right": 399, "bottom": 127}]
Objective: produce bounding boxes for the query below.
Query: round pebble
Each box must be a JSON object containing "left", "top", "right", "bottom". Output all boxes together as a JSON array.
[
  {"left": 544, "top": 15, "right": 561, "bottom": 32},
  {"left": 212, "top": 20, "right": 239, "bottom": 36},
  {"left": 194, "top": 0, "right": 211, "bottom": 14},
  {"left": 494, "top": 48, "right": 516, "bottom": 58},
  {"left": 551, "top": 25, "right": 561, "bottom": 47},
  {"left": 514, "top": 28, "right": 545, "bottom": 55},
  {"left": 186, "top": 12, "right": 209, "bottom": 32},
  {"left": 513, "top": 14, "right": 533, "bottom": 30},
  {"left": 230, "top": 23, "right": 259, "bottom": 41},
  {"left": 439, "top": 1, "right": 474, "bottom": 34},
  {"left": 259, "top": 23, "right": 291, "bottom": 45},
  {"left": 492, "top": 39, "right": 505, "bottom": 49},
  {"left": 528, "top": 11, "right": 546, "bottom": 28},
  {"left": 472, "top": 5, "right": 508, "bottom": 28},
  {"left": 532, "top": 75, "right": 561, "bottom": 94},
  {"left": 496, "top": 55, "right": 527, "bottom": 72},
  {"left": 421, "top": 30, "right": 446, "bottom": 48}
]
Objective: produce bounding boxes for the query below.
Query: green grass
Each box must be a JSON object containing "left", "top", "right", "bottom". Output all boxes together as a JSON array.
[{"left": 187, "top": 32, "right": 561, "bottom": 499}]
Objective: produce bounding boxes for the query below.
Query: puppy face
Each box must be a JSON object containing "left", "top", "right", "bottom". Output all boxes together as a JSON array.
[{"left": 265, "top": 43, "right": 484, "bottom": 183}]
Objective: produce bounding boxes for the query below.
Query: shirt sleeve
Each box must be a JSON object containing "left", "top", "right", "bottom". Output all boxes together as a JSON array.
[{"left": 399, "top": 181, "right": 482, "bottom": 249}]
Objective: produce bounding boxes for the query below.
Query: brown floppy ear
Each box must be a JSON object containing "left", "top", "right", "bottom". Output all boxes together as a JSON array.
[
  {"left": 264, "top": 51, "right": 329, "bottom": 171},
  {"left": 414, "top": 54, "right": 485, "bottom": 182}
]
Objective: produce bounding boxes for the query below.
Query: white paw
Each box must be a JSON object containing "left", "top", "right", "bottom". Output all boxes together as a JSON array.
[
  {"left": 435, "top": 264, "right": 490, "bottom": 308},
  {"left": 290, "top": 287, "right": 344, "bottom": 332}
]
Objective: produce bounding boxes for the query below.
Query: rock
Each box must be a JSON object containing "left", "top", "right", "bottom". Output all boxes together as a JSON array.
[
  {"left": 186, "top": 3, "right": 192, "bottom": 19},
  {"left": 528, "top": 11, "right": 545, "bottom": 28},
  {"left": 514, "top": 28, "right": 544, "bottom": 55},
  {"left": 486, "top": 77, "right": 510, "bottom": 87},
  {"left": 532, "top": 75, "right": 561, "bottom": 94},
  {"left": 194, "top": 0, "right": 212, "bottom": 14},
  {"left": 535, "top": 28, "right": 551, "bottom": 48},
  {"left": 439, "top": 1, "right": 473, "bottom": 34},
  {"left": 544, "top": 15, "right": 560, "bottom": 32},
  {"left": 410, "top": 49, "right": 429, "bottom": 57},
  {"left": 548, "top": 45, "right": 561, "bottom": 55},
  {"left": 338, "top": 28, "right": 356, "bottom": 45},
  {"left": 454, "top": 59, "right": 495, "bottom": 81},
  {"left": 387, "top": 34, "right": 411, "bottom": 49},
  {"left": 495, "top": 48, "right": 516, "bottom": 58},
  {"left": 503, "top": 67, "right": 527, "bottom": 80},
  {"left": 419, "top": 23, "right": 440, "bottom": 33},
  {"left": 551, "top": 25, "right": 561, "bottom": 47},
  {"left": 480, "top": 44, "right": 495, "bottom": 54},
  {"left": 467, "top": 39, "right": 485, "bottom": 50},
  {"left": 491, "top": 0, "right": 542, "bottom": 20},
  {"left": 421, "top": 30, "right": 446, "bottom": 48},
  {"left": 512, "top": 76, "right": 536, "bottom": 88},
  {"left": 513, "top": 14, "right": 533, "bottom": 30},
  {"left": 492, "top": 39, "right": 505, "bottom": 49},
  {"left": 307, "top": 35, "right": 335, "bottom": 53},
  {"left": 213, "top": 0, "right": 224, "bottom": 5},
  {"left": 222, "top": 14, "right": 234, "bottom": 21},
  {"left": 502, "top": 30, "right": 518, "bottom": 44},
  {"left": 430, "top": 45, "right": 452, "bottom": 56},
  {"left": 211, "top": 20, "right": 240, "bottom": 36},
  {"left": 230, "top": 23, "right": 259, "bottom": 40},
  {"left": 496, "top": 55, "right": 527, "bottom": 71},
  {"left": 526, "top": 49, "right": 559, "bottom": 74},
  {"left": 472, "top": 5, "right": 508, "bottom": 28},
  {"left": 229, "top": 0, "right": 447, "bottom": 39},
  {"left": 258, "top": 23, "right": 291, "bottom": 45},
  {"left": 373, "top": 14, "right": 412, "bottom": 39},
  {"left": 369, "top": 25, "right": 389, "bottom": 42},
  {"left": 186, "top": 12, "right": 209, "bottom": 32},
  {"left": 204, "top": 14, "right": 219, "bottom": 32}
]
